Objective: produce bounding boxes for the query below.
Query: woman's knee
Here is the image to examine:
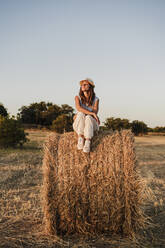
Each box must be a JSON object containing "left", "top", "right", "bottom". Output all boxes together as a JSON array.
[
  {"left": 77, "top": 111, "right": 86, "bottom": 119},
  {"left": 85, "top": 115, "right": 93, "bottom": 123}
]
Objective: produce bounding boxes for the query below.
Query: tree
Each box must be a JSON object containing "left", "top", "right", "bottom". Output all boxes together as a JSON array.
[
  {"left": 60, "top": 104, "right": 74, "bottom": 117},
  {"left": 41, "top": 104, "right": 61, "bottom": 126},
  {"left": 51, "top": 114, "right": 73, "bottom": 133},
  {"left": 17, "top": 101, "right": 74, "bottom": 127},
  {"left": 0, "top": 103, "right": 8, "bottom": 117},
  {"left": 104, "top": 117, "right": 131, "bottom": 131},
  {"left": 131, "top": 120, "right": 148, "bottom": 136},
  {"left": 17, "top": 105, "right": 36, "bottom": 124},
  {"left": 0, "top": 116, "right": 28, "bottom": 148},
  {"left": 18, "top": 101, "right": 48, "bottom": 125}
]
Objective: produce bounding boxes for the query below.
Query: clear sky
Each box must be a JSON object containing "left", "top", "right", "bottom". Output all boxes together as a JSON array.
[{"left": 0, "top": 0, "right": 165, "bottom": 128}]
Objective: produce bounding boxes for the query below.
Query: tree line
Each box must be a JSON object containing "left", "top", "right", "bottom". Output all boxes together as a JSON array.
[
  {"left": 0, "top": 101, "right": 164, "bottom": 148},
  {"left": 103, "top": 117, "right": 148, "bottom": 136},
  {"left": 17, "top": 101, "right": 74, "bottom": 132}
]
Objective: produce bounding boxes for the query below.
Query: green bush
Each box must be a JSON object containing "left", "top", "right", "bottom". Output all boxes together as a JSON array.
[
  {"left": 0, "top": 116, "right": 28, "bottom": 148},
  {"left": 131, "top": 120, "right": 148, "bottom": 136}
]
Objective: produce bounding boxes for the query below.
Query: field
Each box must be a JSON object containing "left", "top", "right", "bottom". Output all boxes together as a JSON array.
[{"left": 0, "top": 130, "right": 165, "bottom": 248}]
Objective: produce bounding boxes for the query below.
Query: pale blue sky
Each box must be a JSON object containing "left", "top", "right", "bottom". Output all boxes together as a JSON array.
[{"left": 0, "top": 0, "right": 165, "bottom": 127}]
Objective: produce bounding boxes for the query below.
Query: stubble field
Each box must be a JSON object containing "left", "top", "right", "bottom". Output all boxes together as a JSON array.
[{"left": 0, "top": 130, "right": 165, "bottom": 248}]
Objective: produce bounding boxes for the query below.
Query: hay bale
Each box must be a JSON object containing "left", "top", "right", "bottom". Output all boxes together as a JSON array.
[{"left": 42, "top": 130, "right": 145, "bottom": 237}]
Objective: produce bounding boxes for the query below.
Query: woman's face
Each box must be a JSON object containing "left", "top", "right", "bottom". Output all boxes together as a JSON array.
[{"left": 81, "top": 81, "right": 90, "bottom": 92}]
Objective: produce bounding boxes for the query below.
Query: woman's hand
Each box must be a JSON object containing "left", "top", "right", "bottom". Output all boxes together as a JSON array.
[{"left": 92, "top": 113, "right": 100, "bottom": 125}]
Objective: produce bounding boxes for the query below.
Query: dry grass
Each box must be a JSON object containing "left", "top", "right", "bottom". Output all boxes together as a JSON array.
[
  {"left": 0, "top": 130, "right": 64, "bottom": 248},
  {"left": 0, "top": 130, "right": 165, "bottom": 247}
]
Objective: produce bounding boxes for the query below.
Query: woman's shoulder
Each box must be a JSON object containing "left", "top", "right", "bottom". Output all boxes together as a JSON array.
[{"left": 75, "top": 95, "right": 81, "bottom": 103}]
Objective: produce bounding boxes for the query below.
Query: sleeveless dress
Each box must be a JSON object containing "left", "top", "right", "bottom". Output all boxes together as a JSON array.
[{"left": 78, "top": 96, "right": 99, "bottom": 113}]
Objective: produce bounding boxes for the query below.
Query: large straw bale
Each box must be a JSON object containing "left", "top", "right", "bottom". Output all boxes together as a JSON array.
[{"left": 42, "top": 130, "right": 146, "bottom": 237}]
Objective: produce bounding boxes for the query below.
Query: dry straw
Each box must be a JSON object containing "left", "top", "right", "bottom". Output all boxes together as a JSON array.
[{"left": 42, "top": 130, "right": 146, "bottom": 237}]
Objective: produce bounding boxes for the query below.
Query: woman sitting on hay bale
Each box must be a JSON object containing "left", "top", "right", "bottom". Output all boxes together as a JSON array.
[{"left": 73, "top": 78, "right": 100, "bottom": 153}]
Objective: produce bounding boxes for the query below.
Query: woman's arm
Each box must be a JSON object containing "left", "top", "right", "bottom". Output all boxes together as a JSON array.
[
  {"left": 75, "top": 96, "right": 94, "bottom": 115},
  {"left": 92, "top": 99, "right": 100, "bottom": 124},
  {"left": 91, "top": 99, "right": 99, "bottom": 114}
]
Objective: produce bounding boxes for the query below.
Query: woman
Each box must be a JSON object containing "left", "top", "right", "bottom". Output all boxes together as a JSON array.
[{"left": 73, "top": 78, "right": 100, "bottom": 153}]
